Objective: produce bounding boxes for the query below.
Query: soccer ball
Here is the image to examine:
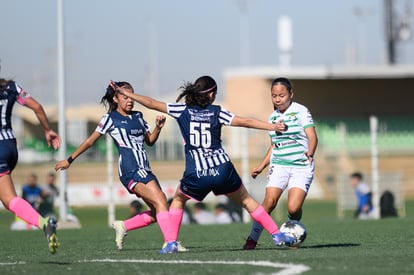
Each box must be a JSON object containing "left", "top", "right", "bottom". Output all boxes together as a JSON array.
[{"left": 280, "top": 220, "right": 307, "bottom": 246}]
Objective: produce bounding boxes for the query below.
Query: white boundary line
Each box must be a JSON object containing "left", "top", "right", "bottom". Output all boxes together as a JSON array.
[
  {"left": 0, "top": 259, "right": 311, "bottom": 274},
  {"left": 82, "top": 259, "right": 311, "bottom": 275}
]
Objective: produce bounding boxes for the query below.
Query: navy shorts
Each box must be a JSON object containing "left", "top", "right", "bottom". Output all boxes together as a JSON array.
[
  {"left": 120, "top": 168, "right": 161, "bottom": 194},
  {"left": 179, "top": 161, "right": 243, "bottom": 201},
  {"left": 0, "top": 139, "right": 18, "bottom": 175}
]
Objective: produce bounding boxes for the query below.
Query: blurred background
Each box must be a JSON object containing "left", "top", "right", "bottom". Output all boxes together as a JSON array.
[{"left": 1, "top": 0, "right": 413, "bottom": 220}]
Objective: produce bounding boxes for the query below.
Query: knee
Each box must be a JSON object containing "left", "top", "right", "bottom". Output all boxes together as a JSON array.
[
  {"left": 287, "top": 204, "right": 302, "bottom": 216},
  {"left": 263, "top": 197, "right": 278, "bottom": 212}
]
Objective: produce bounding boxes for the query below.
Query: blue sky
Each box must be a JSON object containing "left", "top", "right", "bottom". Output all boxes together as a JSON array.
[{"left": 1, "top": 0, "right": 414, "bottom": 106}]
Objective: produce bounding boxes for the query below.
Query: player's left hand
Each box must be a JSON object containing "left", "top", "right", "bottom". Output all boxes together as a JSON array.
[
  {"left": 55, "top": 159, "right": 70, "bottom": 171},
  {"left": 155, "top": 115, "right": 166, "bottom": 129},
  {"left": 305, "top": 152, "right": 314, "bottom": 165}
]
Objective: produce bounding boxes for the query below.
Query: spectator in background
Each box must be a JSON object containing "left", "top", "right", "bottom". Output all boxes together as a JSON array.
[
  {"left": 380, "top": 190, "right": 398, "bottom": 218},
  {"left": 39, "top": 172, "right": 59, "bottom": 217},
  {"left": 350, "top": 172, "right": 373, "bottom": 219},
  {"left": 22, "top": 173, "right": 44, "bottom": 212},
  {"left": 214, "top": 203, "right": 233, "bottom": 224},
  {"left": 193, "top": 202, "right": 215, "bottom": 225},
  {"left": 129, "top": 200, "right": 144, "bottom": 218}
]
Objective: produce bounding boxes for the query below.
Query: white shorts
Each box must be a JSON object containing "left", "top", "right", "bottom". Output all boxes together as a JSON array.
[{"left": 266, "top": 163, "right": 314, "bottom": 193}]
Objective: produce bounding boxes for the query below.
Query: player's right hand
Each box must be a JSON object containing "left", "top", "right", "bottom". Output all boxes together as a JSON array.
[{"left": 251, "top": 167, "right": 263, "bottom": 179}]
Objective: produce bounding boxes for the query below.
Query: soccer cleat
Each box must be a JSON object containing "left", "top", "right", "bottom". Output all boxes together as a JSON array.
[
  {"left": 177, "top": 241, "right": 189, "bottom": 252},
  {"left": 43, "top": 217, "right": 59, "bottom": 254},
  {"left": 112, "top": 220, "right": 128, "bottom": 250},
  {"left": 160, "top": 241, "right": 178, "bottom": 254},
  {"left": 243, "top": 237, "right": 257, "bottom": 250},
  {"left": 272, "top": 232, "right": 295, "bottom": 247}
]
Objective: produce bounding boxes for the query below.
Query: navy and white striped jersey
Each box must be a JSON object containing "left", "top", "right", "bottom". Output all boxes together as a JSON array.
[
  {"left": 0, "top": 81, "right": 31, "bottom": 140},
  {"left": 95, "top": 110, "right": 152, "bottom": 177},
  {"left": 167, "top": 103, "right": 235, "bottom": 171}
]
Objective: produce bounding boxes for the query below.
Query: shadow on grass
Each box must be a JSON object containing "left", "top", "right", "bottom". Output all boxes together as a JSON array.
[
  {"left": 182, "top": 242, "right": 361, "bottom": 253},
  {"left": 39, "top": 261, "right": 72, "bottom": 265},
  {"left": 301, "top": 243, "right": 361, "bottom": 249}
]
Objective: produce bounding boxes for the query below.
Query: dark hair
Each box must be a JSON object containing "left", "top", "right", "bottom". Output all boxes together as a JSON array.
[
  {"left": 271, "top": 77, "right": 292, "bottom": 93},
  {"left": 0, "top": 78, "right": 12, "bottom": 93},
  {"left": 176, "top": 75, "right": 217, "bottom": 108},
  {"left": 100, "top": 81, "right": 132, "bottom": 112},
  {"left": 194, "top": 202, "right": 207, "bottom": 210},
  {"left": 351, "top": 172, "right": 363, "bottom": 180},
  {"left": 130, "top": 200, "right": 143, "bottom": 211},
  {"left": 215, "top": 203, "right": 227, "bottom": 210}
]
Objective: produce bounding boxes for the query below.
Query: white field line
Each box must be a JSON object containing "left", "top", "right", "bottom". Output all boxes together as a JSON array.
[
  {"left": 0, "top": 259, "right": 311, "bottom": 274},
  {"left": 82, "top": 259, "right": 311, "bottom": 275}
]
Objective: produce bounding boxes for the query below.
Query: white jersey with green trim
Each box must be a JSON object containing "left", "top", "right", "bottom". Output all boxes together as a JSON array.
[{"left": 268, "top": 102, "right": 315, "bottom": 167}]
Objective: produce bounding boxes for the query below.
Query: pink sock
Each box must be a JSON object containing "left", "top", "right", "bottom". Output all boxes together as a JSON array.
[
  {"left": 250, "top": 205, "right": 280, "bottom": 235},
  {"left": 124, "top": 210, "right": 154, "bottom": 231},
  {"left": 156, "top": 211, "right": 175, "bottom": 243},
  {"left": 9, "top": 197, "right": 41, "bottom": 228},
  {"left": 169, "top": 208, "right": 184, "bottom": 240}
]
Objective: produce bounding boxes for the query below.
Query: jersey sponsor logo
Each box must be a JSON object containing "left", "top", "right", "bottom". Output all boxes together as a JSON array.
[
  {"left": 196, "top": 168, "right": 220, "bottom": 178},
  {"left": 131, "top": 129, "right": 144, "bottom": 135},
  {"left": 202, "top": 149, "right": 217, "bottom": 158},
  {"left": 275, "top": 140, "right": 298, "bottom": 148},
  {"left": 188, "top": 109, "right": 214, "bottom": 122},
  {"left": 269, "top": 165, "right": 274, "bottom": 175}
]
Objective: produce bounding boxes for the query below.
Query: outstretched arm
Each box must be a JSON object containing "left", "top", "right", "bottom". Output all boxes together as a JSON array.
[
  {"left": 55, "top": 131, "right": 102, "bottom": 171},
  {"left": 24, "top": 97, "right": 61, "bottom": 150},
  {"left": 231, "top": 115, "right": 287, "bottom": 132},
  {"left": 145, "top": 115, "right": 166, "bottom": 146},
  {"left": 110, "top": 80, "right": 168, "bottom": 113}
]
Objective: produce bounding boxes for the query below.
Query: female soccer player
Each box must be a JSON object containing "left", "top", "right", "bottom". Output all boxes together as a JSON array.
[
  {"left": 54, "top": 82, "right": 177, "bottom": 254},
  {"left": 243, "top": 77, "right": 318, "bottom": 250},
  {"left": 0, "top": 77, "right": 60, "bottom": 254},
  {"left": 111, "top": 76, "right": 295, "bottom": 249}
]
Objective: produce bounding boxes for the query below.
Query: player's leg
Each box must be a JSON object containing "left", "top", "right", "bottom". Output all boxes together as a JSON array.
[
  {"left": 227, "top": 185, "right": 294, "bottom": 247},
  {"left": 169, "top": 187, "right": 190, "bottom": 241},
  {"left": 244, "top": 187, "right": 283, "bottom": 249},
  {"left": 0, "top": 174, "right": 58, "bottom": 254},
  {"left": 133, "top": 179, "right": 177, "bottom": 250},
  {"left": 244, "top": 165, "right": 289, "bottom": 249},
  {"left": 286, "top": 165, "right": 313, "bottom": 221},
  {"left": 112, "top": 202, "right": 155, "bottom": 251},
  {"left": 287, "top": 187, "right": 306, "bottom": 221}
]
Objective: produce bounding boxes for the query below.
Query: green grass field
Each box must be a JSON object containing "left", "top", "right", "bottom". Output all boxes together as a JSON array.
[{"left": 1, "top": 200, "right": 413, "bottom": 275}]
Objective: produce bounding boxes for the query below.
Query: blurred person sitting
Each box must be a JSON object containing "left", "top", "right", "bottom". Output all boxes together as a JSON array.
[
  {"left": 193, "top": 202, "right": 215, "bottom": 225},
  {"left": 214, "top": 203, "right": 233, "bottom": 224},
  {"left": 350, "top": 172, "right": 373, "bottom": 219},
  {"left": 22, "top": 173, "right": 45, "bottom": 212},
  {"left": 39, "top": 172, "right": 59, "bottom": 217},
  {"left": 129, "top": 200, "right": 144, "bottom": 218}
]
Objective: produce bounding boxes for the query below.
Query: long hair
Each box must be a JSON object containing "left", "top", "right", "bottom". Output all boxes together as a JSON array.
[
  {"left": 100, "top": 81, "right": 132, "bottom": 112},
  {"left": 176, "top": 75, "right": 217, "bottom": 108}
]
